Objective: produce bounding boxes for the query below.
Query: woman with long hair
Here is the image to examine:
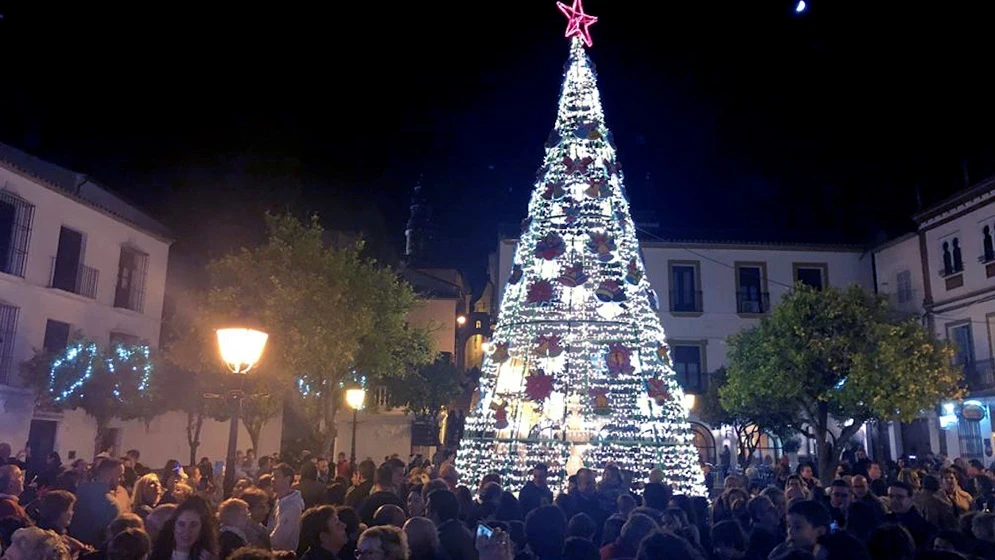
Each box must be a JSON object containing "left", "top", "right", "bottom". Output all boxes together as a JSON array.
[
  {"left": 133, "top": 473, "right": 164, "bottom": 518},
  {"left": 148, "top": 495, "right": 219, "bottom": 560}
]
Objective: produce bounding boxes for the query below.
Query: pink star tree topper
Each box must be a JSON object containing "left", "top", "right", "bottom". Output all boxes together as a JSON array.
[{"left": 556, "top": 0, "right": 598, "bottom": 47}]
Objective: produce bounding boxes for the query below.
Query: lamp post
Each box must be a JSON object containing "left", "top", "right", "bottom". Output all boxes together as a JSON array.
[
  {"left": 216, "top": 327, "right": 268, "bottom": 498},
  {"left": 345, "top": 387, "right": 366, "bottom": 476}
]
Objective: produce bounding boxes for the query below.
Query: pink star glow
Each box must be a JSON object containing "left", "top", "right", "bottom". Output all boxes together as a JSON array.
[{"left": 556, "top": 0, "right": 598, "bottom": 47}]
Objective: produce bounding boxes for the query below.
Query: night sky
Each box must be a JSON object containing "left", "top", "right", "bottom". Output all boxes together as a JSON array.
[{"left": 1, "top": 1, "right": 994, "bottom": 291}]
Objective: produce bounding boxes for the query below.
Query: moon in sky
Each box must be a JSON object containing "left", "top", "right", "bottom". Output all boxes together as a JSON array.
[{"left": 795, "top": 0, "right": 807, "bottom": 13}]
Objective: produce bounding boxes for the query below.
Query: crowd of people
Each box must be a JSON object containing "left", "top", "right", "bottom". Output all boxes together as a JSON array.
[{"left": 1, "top": 440, "right": 995, "bottom": 560}]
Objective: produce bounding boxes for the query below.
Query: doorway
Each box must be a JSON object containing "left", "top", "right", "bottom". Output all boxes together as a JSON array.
[{"left": 27, "top": 420, "right": 57, "bottom": 473}]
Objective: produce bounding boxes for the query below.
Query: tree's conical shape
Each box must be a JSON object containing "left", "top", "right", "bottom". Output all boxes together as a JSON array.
[{"left": 457, "top": 37, "right": 707, "bottom": 496}]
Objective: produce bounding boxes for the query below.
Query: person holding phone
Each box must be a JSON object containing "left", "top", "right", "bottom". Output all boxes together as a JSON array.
[{"left": 476, "top": 524, "right": 513, "bottom": 560}]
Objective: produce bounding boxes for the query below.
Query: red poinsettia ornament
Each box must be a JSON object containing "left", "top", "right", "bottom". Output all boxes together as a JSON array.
[
  {"left": 563, "top": 155, "right": 594, "bottom": 175},
  {"left": 526, "top": 280, "right": 555, "bottom": 305},
  {"left": 525, "top": 371, "right": 554, "bottom": 402},
  {"left": 646, "top": 378, "right": 670, "bottom": 406}
]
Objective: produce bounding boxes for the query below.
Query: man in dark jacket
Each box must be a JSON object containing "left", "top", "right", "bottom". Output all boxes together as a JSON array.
[
  {"left": 519, "top": 463, "right": 553, "bottom": 516},
  {"left": 357, "top": 463, "right": 406, "bottom": 525},
  {"left": 887, "top": 481, "right": 936, "bottom": 550},
  {"left": 428, "top": 489, "right": 477, "bottom": 560},
  {"left": 345, "top": 460, "right": 376, "bottom": 509}
]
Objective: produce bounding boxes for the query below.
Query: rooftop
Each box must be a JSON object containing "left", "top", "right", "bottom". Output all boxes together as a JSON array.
[{"left": 0, "top": 142, "right": 172, "bottom": 241}]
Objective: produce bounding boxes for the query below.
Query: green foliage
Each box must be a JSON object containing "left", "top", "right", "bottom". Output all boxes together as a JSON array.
[
  {"left": 722, "top": 284, "right": 962, "bottom": 480},
  {"left": 21, "top": 338, "right": 168, "bottom": 457},
  {"left": 204, "top": 213, "right": 433, "bottom": 454},
  {"left": 384, "top": 354, "right": 463, "bottom": 417},
  {"left": 697, "top": 367, "right": 793, "bottom": 466}
]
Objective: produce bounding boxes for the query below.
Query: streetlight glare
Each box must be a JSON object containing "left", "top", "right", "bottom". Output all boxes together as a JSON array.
[
  {"left": 682, "top": 393, "right": 696, "bottom": 413},
  {"left": 216, "top": 328, "right": 269, "bottom": 374},
  {"left": 345, "top": 388, "right": 367, "bottom": 410}
]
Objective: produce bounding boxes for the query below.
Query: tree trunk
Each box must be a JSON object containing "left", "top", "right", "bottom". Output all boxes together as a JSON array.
[
  {"left": 243, "top": 418, "right": 262, "bottom": 454},
  {"left": 322, "top": 397, "right": 340, "bottom": 462},
  {"left": 186, "top": 411, "right": 204, "bottom": 466},
  {"left": 811, "top": 408, "right": 864, "bottom": 485}
]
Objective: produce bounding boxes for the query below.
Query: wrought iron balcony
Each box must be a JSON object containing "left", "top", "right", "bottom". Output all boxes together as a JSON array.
[
  {"left": 50, "top": 257, "right": 99, "bottom": 299},
  {"left": 963, "top": 359, "right": 995, "bottom": 393},
  {"left": 736, "top": 291, "right": 770, "bottom": 314}
]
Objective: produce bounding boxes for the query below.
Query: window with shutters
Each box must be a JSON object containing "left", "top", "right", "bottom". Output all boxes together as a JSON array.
[{"left": 114, "top": 246, "right": 149, "bottom": 313}]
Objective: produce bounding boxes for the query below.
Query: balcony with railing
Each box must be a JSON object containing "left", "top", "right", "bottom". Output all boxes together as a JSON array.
[
  {"left": 736, "top": 291, "right": 770, "bottom": 314},
  {"left": 669, "top": 290, "right": 703, "bottom": 313},
  {"left": 50, "top": 257, "right": 99, "bottom": 299},
  {"left": 963, "top": 359, "right": 995, "bottom": 393}
]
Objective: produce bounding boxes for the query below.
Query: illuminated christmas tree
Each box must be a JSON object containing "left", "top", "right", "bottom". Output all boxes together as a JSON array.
[{"left": 457, "top": 0, "right": 707, "bottom": 496}]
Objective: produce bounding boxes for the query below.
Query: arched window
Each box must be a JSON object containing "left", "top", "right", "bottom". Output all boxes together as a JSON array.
[
  {"left": 690, "top": 422, "right": 716, "bottom": 466},
  {"left": 953, "top": 238, "right": 964, "bottom": 272},
  {"left": 943, "top": 242, "right": 953, "bottom": 275}
]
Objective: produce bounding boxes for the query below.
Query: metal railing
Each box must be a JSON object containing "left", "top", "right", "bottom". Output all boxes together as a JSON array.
[
  {"left": 736, "top": 291, "right": 770, "bottom": 314},
  {"left": 963, "top": 359, "right": 995, "bottom": 392},
  {"left": 669, "top": 290, "right": 703, "bottom": 313},
  {"left": 50, "top": 257, "right": 99, "bottom": 299}
]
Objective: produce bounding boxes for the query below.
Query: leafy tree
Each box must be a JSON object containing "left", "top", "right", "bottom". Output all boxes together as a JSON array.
[
  {"left": 22, "top": 338, "right": 166, "bottom": 458},
  {"left": 697, "top": 367, "right": 793, "bottom": 467},
  {"left": 383, "top": 353, "right": 462, "bottom": 418},
  {"left": 722, "top": 284, "right": 963, "bottom": 483},
  {"left": 207, "top": 213, "right": 433, "bottom": 456}
]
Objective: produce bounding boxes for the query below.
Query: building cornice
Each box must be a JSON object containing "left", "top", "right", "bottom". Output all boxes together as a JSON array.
[
  {"left": 915, "top": 176, "right": 995, "bottom": 228},
  {"left": 0, "top": 147, "right": 174, "bottom": 244}
]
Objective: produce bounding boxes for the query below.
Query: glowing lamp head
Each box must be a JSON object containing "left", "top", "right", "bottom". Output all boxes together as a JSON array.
[
  {"left": 682, "top": 393, "right": 696, "bottom": 413},
  {"left": 456, "top": 315, "right": 467, "bottom": 326},
  {"left": 345, "top": 388, "right": 366, "bottom": 410},
  {"left": 216, "top": 328, "right": 269, "bottom": 374}
]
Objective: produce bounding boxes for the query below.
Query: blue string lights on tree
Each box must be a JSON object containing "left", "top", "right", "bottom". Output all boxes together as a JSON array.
[
  {"left": 456, "top": 2, "right": 707, "bottom": 496},
  {"left": 47, "top": 341, "right": 156, "bottom": 405},
  {"left": 49, "top": 342, "right": 100, "bottom": 403}
]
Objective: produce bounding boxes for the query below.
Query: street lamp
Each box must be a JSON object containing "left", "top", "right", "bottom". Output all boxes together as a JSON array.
[
  {"left": 216, "top": 328, "right": 268, "bottom": 498},
  {"left": 345, "top": 387, "right": 366, "bottom": 476},
  {"left": 682, "top": 393, "right": 696, "bottom": 413}
]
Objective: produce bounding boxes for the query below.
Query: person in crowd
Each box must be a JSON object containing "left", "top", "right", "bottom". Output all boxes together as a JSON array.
[
  {"left": 358, "top": 463, "right": 406, "bottom": 526},
  {"left": 295, "top": 463, "right": 326, "bottom": 510},
  {"left": 297, "top": 505, "right": 348, "bottom": 560},
  {"left": 356, "top": 525, "right": 409, "bottom": 560},
  {"left": 106, "top": 527, "right": 152, "bottom": 560},
  {"left": 78, "top": 513, "right": 145, "bottom": 560},
  {"left": 0, "top": 464, "right": 28, "bottom": 523},
  {"left": 3, "top": 526, "right": 71, "bottom": 560},
  {"left": 218, "top": 498, "right": 252, "bottom": 560},
  {"left": 148, "top": 495, "right": 218, "bottom": 560},
  {"left": 70, "top": 458, "right": 125, "bottom": 547},
  {"left": 427, "top": 488, "right": 476, "bottom": 560},
  {"left": 132, "top": 473, "right": 163, "bottom": 519},
  {"left": 267, "top": 463, "right": 304, "bottom": 553},
  {"left": 345, "top": 461, "right": 376, "bottom": 509}
]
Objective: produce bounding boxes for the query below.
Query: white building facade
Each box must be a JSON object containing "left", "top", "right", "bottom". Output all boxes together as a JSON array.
[
  {"left": 0, "top": 143, "right": 282, "bottom": 468},
  {"left": 872, "top": 178, "right": 995, "bottom": 463},
  {"left": 494, "top": 234, "right": 876, "bottom": 464}
]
